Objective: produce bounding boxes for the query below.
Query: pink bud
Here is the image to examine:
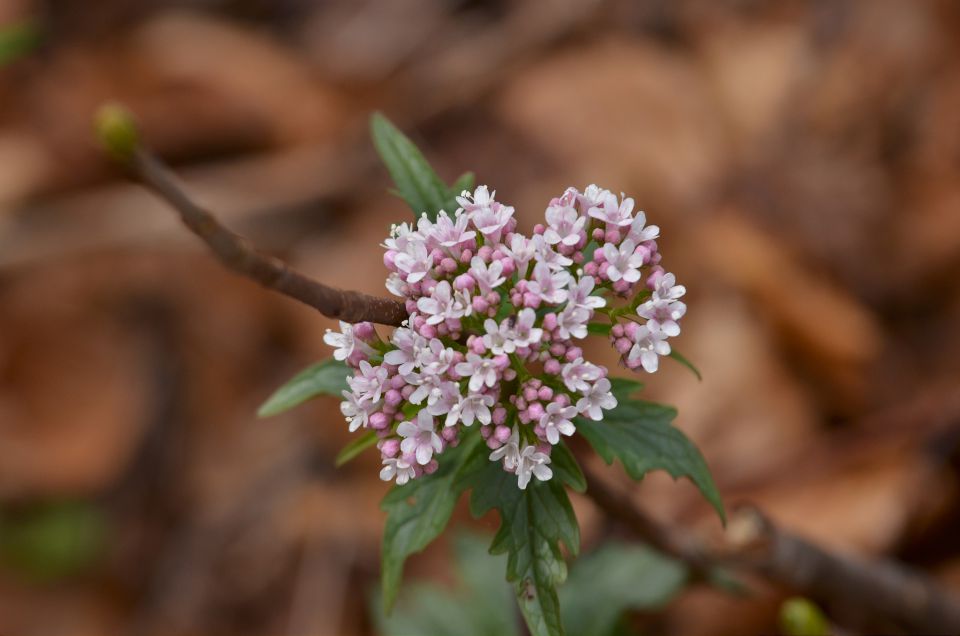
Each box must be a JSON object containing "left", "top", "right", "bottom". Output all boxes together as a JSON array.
[
  {"left": 354, "top": 322, "right": 375, "bottom": 340},
  {"left": 423, "top": 459, "right": 440, "bottom": 475},
  {"left": 537, "top": 386, "right": 554, "bottom": 401},
  {"left": 381, "top": 439, "right": 400, "bottom": 457},
  {"left": 615, "top": 337, "right": 632, "bottom": 354},
  {"left": 523, "top": 292, "right": 541, "bottom": 308},
  {"left": 472, "top": 296, "right": 489, "bottom": 314},
  {"left": 611, "top": 324, "right": 624, "bottom": 338},
  {"left": 592, "top": 228, "right": 605, "bottom": 241},
  {"left": 527, "top": 402, "right": 544, "bottom": 421},
  {"left": 477, "top": 245, "right": 493, "bottom": 261},
  {"left": 441, "top": 257, "right": 457, "bottom": 273},
  {"left": 420, "top": 324, "right": 437, "bottom": 339},
  {"left": 523, "top": 386, "right": 538, "bottom": 402},
  {"left": 492, "top": 407, "right": 507, "bottom": 425},
  {"left": 533, "top": 223, "right": 545, "bottom": 235},
  {"left": 454, "top": 273, "right": 476, "bottom": 291},
  {"left": 544, "top": 359, "right": 561, "bottom": 375},
  {"left": 460, "top": 249, "right": 473, "bottom": 264},
  {"left": 605, "top": 229, "right": 621, "bottom": 244},
  {"left": 441, "top": 427, "right": 458, "bottom": 442},
  {"left": 542, "top": 312, "right": 558, "bottom": 331},
  {"left": 494, "top": 425, "right": 512, "bottom": 443},
  {"left": 550, "top": 343, "right": 566, "bottom": 357},
  {"left": 385, "top": 389, "right": 403, "bottom": 407},
  {"left": 583, "top": 262, "right": 598, "bottom": 277},
  {"left": 369, "top": 412, "right": 390, "bottom": 430},
  {"left": 566, "top": 347, "right": 583, "bottom": 361}
]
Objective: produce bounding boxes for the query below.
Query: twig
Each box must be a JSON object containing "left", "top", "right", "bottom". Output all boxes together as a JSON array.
[
  {"left": 725, "top": 505, "right": 960, "bottom": 634},
  {"left": 580, "top": 456, "right": 960, "bottom": 634},
  {"left": 127, "top": 147, "right": 406, "bottom": 326}
]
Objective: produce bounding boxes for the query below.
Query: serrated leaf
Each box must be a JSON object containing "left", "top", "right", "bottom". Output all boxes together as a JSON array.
[
  {"left": 560, "top": 542, "right": 687, "bottom": 636},
  {"left": 373, "top": 533, "right": 520, "bottom": 636},
  {"left": 381, "top": 434, "right": 485, "bottom": 612},
  {"left": 371, "top": 113, "right": 452, "bottom": 221},
  {"left": 549, "top": 442, "right": 586, "bottom": 493},
  {"left": 257, "top": 358, "right": 349, "bottom": 417},
  {"left": 470, "top": 462, "right": 579, "bottom": 636},
  {"left": 577, "top": 400, "right": 725, "bottom": 522},
  {"left": 335, "top": 431, "right": 378, "bottom": 467},
  {"left": 669, "top": 350, "right": 702, "bottom": 381}
]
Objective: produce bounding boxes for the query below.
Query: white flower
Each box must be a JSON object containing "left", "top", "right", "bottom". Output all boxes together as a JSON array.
[
  {"left": 527, "top": 262, "right": 570, "bottom": 304},
  {"left": 489, "top": 428, "right": 521, "bottom": 471},
  {"left": 503, "top": 233, "right": 536, "bottom": 274},
  {"left": 446, "top": 392, "right": 495, "bottom": 427},
  {"left": 560, "top": 357, "right": 602, "bottom": 393},
  {"left": 457, "top": 185, "right": 494, "bottom": 213},
  {"left": 588, "top": 192, "right": 634, "bottom": 227},
  {"left": 602, "top": 239, "right": 644, "bottom": 283},
  {"left": 347, "top": 361, "right": 388, "bottom": 404},
  {"left": 323, "top": 321, "right": 372, "bottom": 361},
  {"left": 427, "top": 381, "right": 462, "bottom": 417},
  {"left": 531, "top": 234, "right": 573, "bottom": 270},
  {"left": 416, "top": 338, "right": 456, "bottom": 376},
  {"left": 556, "top": 305, "right": 590, "bottom": 340},
  {"left": 636, "top": 273, "right": 686, "bottom": 337},
  {"left": 567, "top": 276, "right": 606, "bottom": 312},
  {"left": 515, "top": 445, "right": 553, "bottom": 489},
  {"left": 469, "top": 256, "right": 506, "bottom": 294},
  {"left": 340, "top": 390, "right": 374, "bottom": 432},
  {"left": 408, "top": 370, "right": 448, "bottom": 406},
  {"left": 382, "top": 221, "right": 417, "bottom": 252},
  {"left": 543, "top": 201, "right": 586, "bottom": 246},
  {"left": 577, "top": 184, "right": 611, "bottom": 211},
  {"left": 397, "top": 410, "right": 443, "bottom": 465},
  {"left": 394, "top": 240, "right": 431, "bottom": 283},
  {"left": 626, "top": 210, "right": 659, "bottom": 244},
  {"left": 454, "top": 353, "right": 499, "bottom": 392},
  {"left": 380, "top": 456, "right": 416, "bottom": 485},
  {"left": 510, "top": 308, "right": 543, "bottom": 349},
  {"left": 627, "top": 325, "right": 671, "bottom": 373},
  {"left": 384, "top": 327, "right": 426, "bottom": 377},
  {"left": 482, "top": 318, "right": 512, "bottom": 355},
  {"left": 576, "top": 378, "right": 617, "bottom": 421},
  {"left": 385, "top": 272, "right": 406, "bottom": 297},
  {"left": 417, "top": 281, "right": 469, "bottom": 325},
  {"left": 539, "top": 402, "right": 577, "bottom": 445},
  {"left": 425, "top": 209, "right": 476, "bottom": 249},
  {"left": 460, "top": 186, "right": 513, "bottom": 243}
]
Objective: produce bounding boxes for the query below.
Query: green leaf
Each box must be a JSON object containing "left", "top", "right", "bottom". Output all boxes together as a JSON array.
[
  {"left": 373, "top": 533, "right": 520, "bottom": 636},
  {"left": 577, "top": 400, "right": 725, "bottom": 523},
  {"left": 371, "top": 113, "right": 453, "bottom": 221},
  {"left": 257, "top": 358, "right": 349, "bottom": 417},
  {"left": 560, "top": 542, "right": 687, "bottom": 636},
  {"left": 669, "top": 350, "right": 702, "bottom": 381},
  {"left": 608, "top": 376, "right": 644, "bottom": 402},
  {"left": 587, "top": 322, "right": 613, "bottom": 336},
  {"left": 470, "top": 462, "right": 579, "bottom": 636},
  {"left": 381, "top": 434, "right": 485, "bottom": 612},
  {"left": 334, "top": 431, "right": 378, "bottom": 467},
  {"left": 0, "top": 20, "right": 41, "bottom": 67},
  {"left": 550, "top": 442, "right": 586, "bottom": 493}
]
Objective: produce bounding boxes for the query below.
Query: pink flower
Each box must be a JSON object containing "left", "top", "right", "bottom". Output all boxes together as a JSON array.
[
  {"left": 588, "top": 192, "right": 635, "bottom": 227},
  {"left": 543, "top": 201, "right": 586, "bottom": 246},
  {"left": 627, "top": 325, "right": 671, "bottom": 373},
  {"left": 516, "top": 445, "right": 553, "bottom": 489},
  {"left": 397, "top": 410, "right": 443, "bottom": 465},
  {"left": 576, "top": 378, "right": 617, "bottom": 420},
  {"left": 602, "top": 239, "right": 644, "bottom": 283},
  {"left": 539, "top": 402, "right": 578, "bottom": 445},
  {"left": 528, "top": 262, "right": 570, "bottom": 304},
  {"left": 561, "top": 357, "right": 602, "bottom": 392},
  {"left": 455, "top": 353, "right": 499, "bottom": 392},
  {"left": 380, "top": 456, "right": 416, "bottom": 485}
]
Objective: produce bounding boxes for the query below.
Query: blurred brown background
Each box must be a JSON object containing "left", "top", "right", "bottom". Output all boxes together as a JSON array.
[{"left": 1, "top": 0, "right": 960, "bottom": 634}]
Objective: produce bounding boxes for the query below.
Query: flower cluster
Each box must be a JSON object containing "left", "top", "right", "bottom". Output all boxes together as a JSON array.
[{"left": 324, "top": 185, "right": 686, "bottom": 489}]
